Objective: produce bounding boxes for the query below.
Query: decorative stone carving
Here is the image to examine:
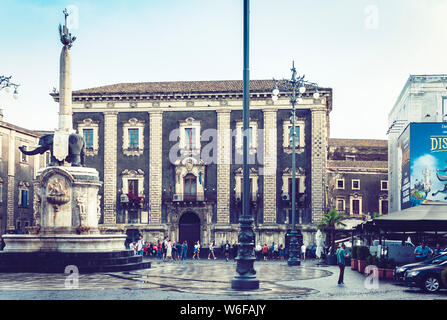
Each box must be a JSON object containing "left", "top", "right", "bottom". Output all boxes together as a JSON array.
[
  {"left": 32, "top": 191, "right": 41, "bottom": 226},
  {"left": 46, "top": 176, "right": 70, "bottom": 212},
  {"left": 75, "top": 193, "right": 90, "bottom": 234},
  {"left": 97, "top": 194, "right": 102, "bottom": 223}
]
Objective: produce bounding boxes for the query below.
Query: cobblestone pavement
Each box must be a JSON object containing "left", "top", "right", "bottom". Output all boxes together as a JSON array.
[{"left": 0, "top": 258, "right": 445, "bottom": 300}]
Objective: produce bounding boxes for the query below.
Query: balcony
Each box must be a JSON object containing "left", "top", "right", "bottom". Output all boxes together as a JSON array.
[
  {"left": 234, "top": 192, "right": 260, "bottom": 205},
  {"left": 162, "top": 192, "right": 216, "bottom": 203}
]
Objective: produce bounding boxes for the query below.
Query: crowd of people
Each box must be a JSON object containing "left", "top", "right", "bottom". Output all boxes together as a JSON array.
[
  {"left": 125, "top": 236, "right": 318, "bottom": 262},
  {"left": 414, "top": 242, "right": 445, "bottom": 261}
]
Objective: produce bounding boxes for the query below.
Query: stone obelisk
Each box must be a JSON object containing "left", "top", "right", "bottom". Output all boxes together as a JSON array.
[{"left": 58, "top": 45, "right": 74, "bottom": 133}]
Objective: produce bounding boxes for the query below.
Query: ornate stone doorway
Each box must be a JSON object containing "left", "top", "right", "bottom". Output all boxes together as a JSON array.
[{"left": 178, "top": 211, "right": 200, "bottom": 257}]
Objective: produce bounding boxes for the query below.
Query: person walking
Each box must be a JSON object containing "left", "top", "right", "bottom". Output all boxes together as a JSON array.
[
  {"left": 301, "top": 243, "right": 307, "bottom": 261},
  {"left": 162, "top": 237, "right": 168, "bottom": 261},
  {"left": 433, "top": 243, "right": 443, "bottom": 255},
  {"left": 208, "top": 241, "right": 217, "bottom": 260},
  {"left": 172, "top": 241, "right": 177, "bottom": 261},
  {"left": 130, "top": 241, "right": 137, "bottom": 255},
  {"left": 136, "top": 235, "right": 144, "bottom": 256},
  {"left": 176, "top": 241, "right": 183, "bottom": 261},
  {"left": 255, "top": 243, "right": 262, "bottom": 260},
  {"left": 157, "top": 240, "right": 162, "bottom": 260},
  {"left": 414, "top": 242, "right": 433, "bottom": 262},
  {"left": 193, "top": 241, "right": 200, "bottom": 260},
  {"left": 182, "top": 241, "right": 188, "bottom": 261},
  {"left": 273, "top": 242, "right": 279, "bottom": 260},
  {"left": 279, "top": 244, "right": 285, "bottom": 261},
  {"left": 224, "top": 240, "right": 231, "bottom": 262},
  {"left": 166, "top": 239, "right": 173, "bottom": 261},
  {"left": 263, "top": 243, "right": 269, "bottom": 261},
  {"left": 336, "top": 243, "right": 349, "bottom": 287},
  {"left": 269, "top": 242, "right": 275, "bottom": 260}
]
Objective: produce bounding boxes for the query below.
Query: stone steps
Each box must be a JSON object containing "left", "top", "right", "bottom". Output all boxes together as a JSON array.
[{"left": 0, "top": 250, "right": 151, "bottom": 273}]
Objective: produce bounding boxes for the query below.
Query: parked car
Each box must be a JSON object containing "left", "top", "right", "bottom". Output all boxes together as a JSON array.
[
  {"left": 403, "top": 259, "right": 447, "bottom": 293},
  {"left": 394, "top": 252, "right": 447, "bottom": 282}
]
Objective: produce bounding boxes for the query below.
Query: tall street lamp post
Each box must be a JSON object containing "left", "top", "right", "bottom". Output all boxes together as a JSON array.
[
  {"left": 272, "top": 61, "right": 319, "bottom": 266},
  {"left": 0, "top": 76, "right": 20, "bottom": 99},
  {"left": 231, "top": 0, "right": 259, "bottom": 291}
]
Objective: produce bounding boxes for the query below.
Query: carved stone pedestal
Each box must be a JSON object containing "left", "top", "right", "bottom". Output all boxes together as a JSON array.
[{"left": 37, "top": 167, "right": 102, "bottom": 235}]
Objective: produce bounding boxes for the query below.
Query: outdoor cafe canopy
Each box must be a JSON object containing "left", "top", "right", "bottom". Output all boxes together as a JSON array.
[{"left": 372, "top": 202, "right": 447, "bottom": 232}]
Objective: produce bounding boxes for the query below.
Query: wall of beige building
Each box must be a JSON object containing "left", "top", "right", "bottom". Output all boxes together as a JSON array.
[{"left": 0, "top": 122, "right": 42, "bottom": 235}]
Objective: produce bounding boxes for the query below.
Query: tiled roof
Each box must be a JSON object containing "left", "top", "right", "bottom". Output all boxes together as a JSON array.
[
  {"left": 329, "top": 138, "right": 387, "bottom": 148},
  {"left": 0, "top": 121, "right": 42, "bottom": 138},
  {"left": 69, "top": 80, "right": 331, "bottom": 96}
]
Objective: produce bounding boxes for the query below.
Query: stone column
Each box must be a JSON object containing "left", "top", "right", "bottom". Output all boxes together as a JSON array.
[
  {"left": 263, "top": 108, "right": 277, "bottom": 224},
  {"left": 6, "top": 131, "right": 15, "bottom": 233},
  {"left": 311, "top": 106, "right": 328, "bottom": 223},
  {"left": 216, "top": 109, "right": 231, "bottom": 224},
  {"left": 149, "top": 111, "right": 163, "bottom": 224},
  {"left": 6, "top": 176, "right": 15, "bottom": 233},
  {"left": 103, "top": 111, "right": 118, "bottom": 224}
]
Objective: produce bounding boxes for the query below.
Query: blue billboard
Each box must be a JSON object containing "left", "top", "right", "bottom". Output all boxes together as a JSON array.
[{"left": 400, "top": 122, "right": 447, "bottom": 208}]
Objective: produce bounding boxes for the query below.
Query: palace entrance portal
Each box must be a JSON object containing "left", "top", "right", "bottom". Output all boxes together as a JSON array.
[{"left": 179, "top": 212, "right": 200, "bottom": 256}]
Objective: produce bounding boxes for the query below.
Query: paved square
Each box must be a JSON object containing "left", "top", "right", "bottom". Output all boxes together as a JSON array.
[{"left": 0, "top": 258, "right": 445, "bottom": 300}]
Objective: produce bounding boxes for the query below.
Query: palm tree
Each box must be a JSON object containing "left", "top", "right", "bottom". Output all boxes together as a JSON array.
[{"left": 317, "top": 209, "right": 346, "bottom": 255}]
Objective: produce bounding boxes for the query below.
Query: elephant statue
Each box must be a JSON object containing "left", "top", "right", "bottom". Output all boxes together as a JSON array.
[{"left": 19, "top": 133, "right": 85, "bottom": 167}]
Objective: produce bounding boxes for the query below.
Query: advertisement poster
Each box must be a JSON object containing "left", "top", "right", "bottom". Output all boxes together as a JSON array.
[
  {"left": 409, "top": 122, "right": 447, "bottom": 207},
  {"left": 400, "top": 126, "right": 411, "bottom": 209}
]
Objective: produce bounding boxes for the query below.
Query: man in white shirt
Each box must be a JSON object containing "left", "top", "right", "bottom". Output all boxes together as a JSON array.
[
  {"left": 301, "top": 243, "right": 307, "bottom": 260},
  {"left": 136, "top": 235, "right": 144, "bottom": 256}
]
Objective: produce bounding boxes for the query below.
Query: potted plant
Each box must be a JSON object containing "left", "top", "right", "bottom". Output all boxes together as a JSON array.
[
  {"left": 317, "top": 209, "right": 347, "bottom": 266},
  {"left": 366, "top": 255, "right": 379, "bottom": 276},
  {"left": 377, "top": 256, "right": 387, "bottom": 279},
  {"left": 385, "top": 259, "right": 396, "bottom": 279},
  {"left": 357, "top": 246, "right": 370, "bottom": 273},
  {"left": 377, "top": 257, "right": 396, "bottom": 279},
  {"left": 127, "top": 193, "right": 144, "bottom": 208},
  {"left": 351, "top": 245, "right": 358, "bottom": 270}
]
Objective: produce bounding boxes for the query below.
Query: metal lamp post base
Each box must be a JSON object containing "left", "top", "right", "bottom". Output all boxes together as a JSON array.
[
  {"left": 231, "top": 215, "right": 259, "bottom": 291},
  {"left": 287, "top": 230, "right": 301, "bottom": 266},
  {"left": 288, "top": 259, "right": 301, "bottom": 266},
  {"left": 231, "top": 275, "right": 260, "bottom": 290}
]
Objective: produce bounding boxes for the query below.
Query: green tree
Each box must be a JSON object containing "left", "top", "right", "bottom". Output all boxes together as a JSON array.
[
  {"left": 372, "top": 212, "right": 381, "bottom": 218},
  {"left": 317, "top": 209, "right": 347, "bottom": 255}
]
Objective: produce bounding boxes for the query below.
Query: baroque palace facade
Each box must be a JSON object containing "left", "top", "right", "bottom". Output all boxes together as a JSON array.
[{"left": 51, "top": 80, "right": 332, "bottom": 248}]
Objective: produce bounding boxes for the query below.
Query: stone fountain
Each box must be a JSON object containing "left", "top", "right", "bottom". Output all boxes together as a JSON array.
[{"left": 0, "top": 9, "right": 150, "bottom": 273}]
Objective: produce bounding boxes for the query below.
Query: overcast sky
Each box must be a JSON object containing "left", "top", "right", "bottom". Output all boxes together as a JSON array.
[{"left": 1, "top": 0, "right": 446, "bottom": 139}]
